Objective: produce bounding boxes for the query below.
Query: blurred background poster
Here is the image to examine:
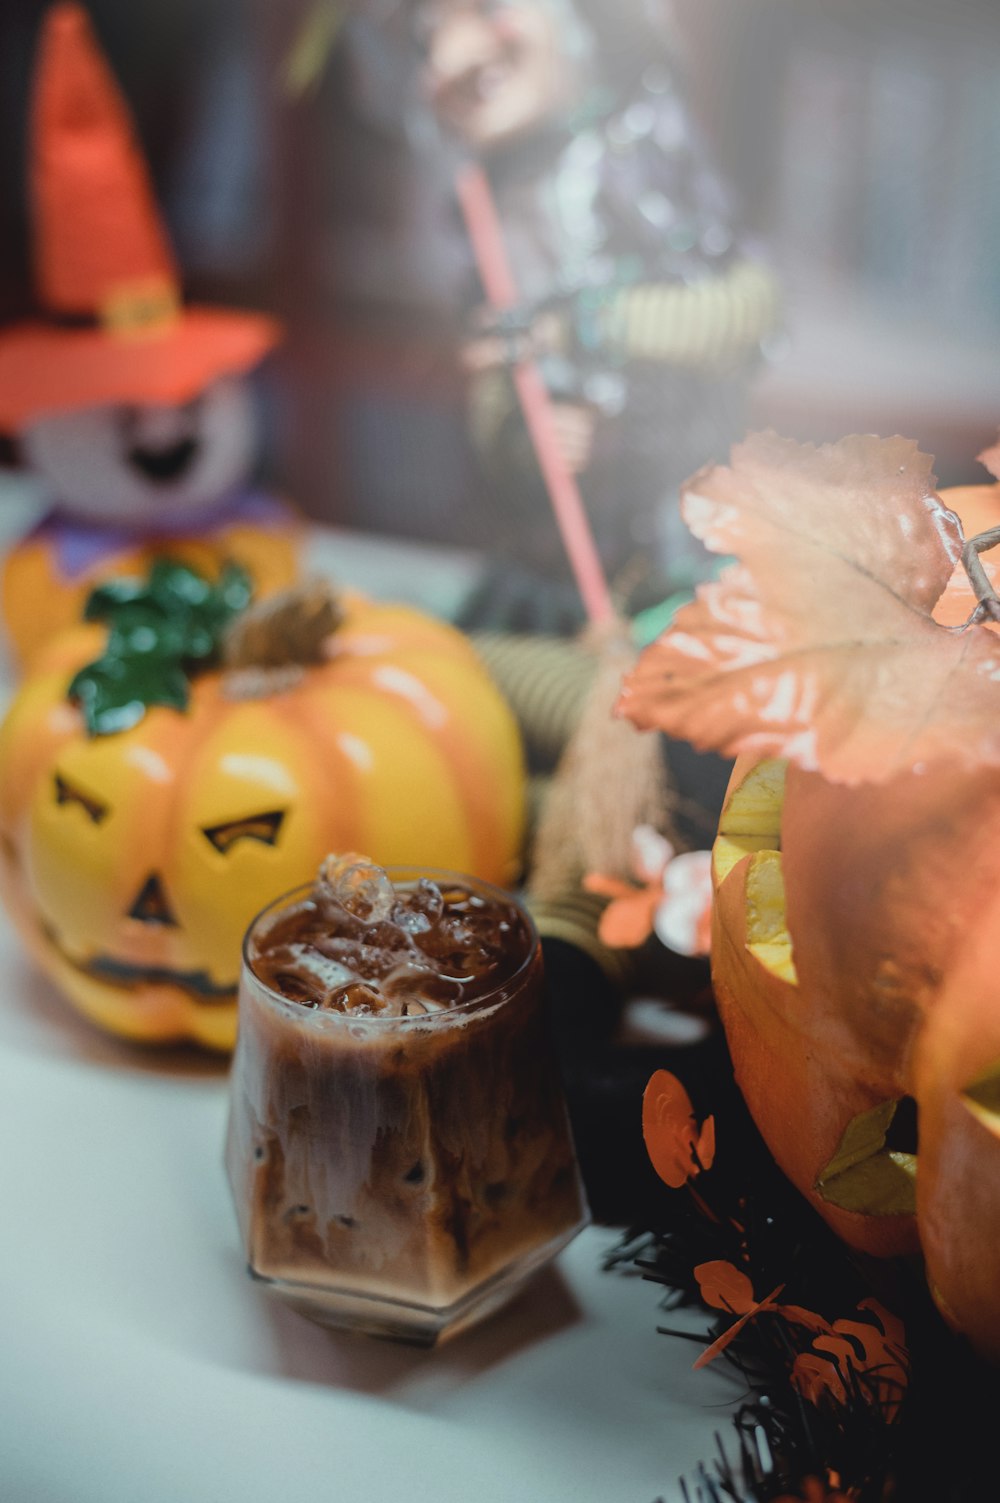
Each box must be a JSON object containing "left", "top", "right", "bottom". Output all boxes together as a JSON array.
[{"left": 0, "top": 0, "right": 998, "bottom": 612}]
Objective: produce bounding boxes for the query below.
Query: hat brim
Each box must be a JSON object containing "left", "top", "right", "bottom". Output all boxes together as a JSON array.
[{"left": 0, "top": 306, "right": 282, "bottom": 430}]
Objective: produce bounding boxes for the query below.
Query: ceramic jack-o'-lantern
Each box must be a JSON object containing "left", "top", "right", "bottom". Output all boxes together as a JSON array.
[
  {"left": 0, "top": 5, "right": 298, "bottom": 670},
  {"left": 0, "top": 563, "right": 525, "bottom": 1050},
  {"left": 618, "top": 432, "right": 1000, "bottom": 1357}
]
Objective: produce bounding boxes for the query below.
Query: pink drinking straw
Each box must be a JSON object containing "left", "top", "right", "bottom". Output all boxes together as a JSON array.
[{"left": 455, "top": 163, "right": 615, "bottom": 627}]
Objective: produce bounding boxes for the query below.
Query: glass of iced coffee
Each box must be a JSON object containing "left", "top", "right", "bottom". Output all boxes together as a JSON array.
[{"left": 226, "top": 854, "right": 588, "bottom": 1345}]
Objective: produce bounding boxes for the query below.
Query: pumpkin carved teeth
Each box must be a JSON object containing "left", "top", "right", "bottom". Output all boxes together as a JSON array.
[
  {"left": 40, "top": 916, "right": 235, "bottom": 998},
  {"left": 64, "top": 946, "right": 235, "bottom": 999}
]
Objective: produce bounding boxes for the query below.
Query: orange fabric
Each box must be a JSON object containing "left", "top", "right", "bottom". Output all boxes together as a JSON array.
[
  {"left": 0, "top": 4, "right": 283, "bottom": 427},
  {"left": 31, "top": 4, "right": 177, "bottom": 316},
  {"left": 0, "top": 308, "right": 281, "bottom": 429}
]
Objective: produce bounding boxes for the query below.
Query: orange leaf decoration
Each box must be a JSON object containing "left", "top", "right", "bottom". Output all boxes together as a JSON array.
[
  {"left": 775, "top": 1302, "right": 834, "bottom": 1336},
  {"left": 692, "top": 1281, "right": 784, "bottom": 1369},
  {"left": 617, "top": 432, "right": 1000, "bottom": 785},
  {"left": 813, "top": 1333, "right": 861, "bottom": 1371},
  {"left": 828, "top": 1304, "right": 909, "bottom": 1421},
  {"left": 791, "top": 1351, "right": 848, "bottom": 1407},
  {"left": 642, "top": 1069, "right": 715, "bottom": 1188},
  {"left": 790, "top": 1300, "right": 908, "bottom": 1423},
  {"left": 693, "top": 1260, "right": 755, "bottom": 1313},
  {"left": 695, "top": 1113, "right": 716, "bottom": 1173},
  {"left": 771, "top": 1483, "right": 852, "bottom": 1503},
  {"left": 858, "top": 1296, "right": 906, "bottom": 1353}
]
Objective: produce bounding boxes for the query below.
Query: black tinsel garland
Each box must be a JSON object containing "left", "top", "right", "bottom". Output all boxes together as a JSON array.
[{"left": 606, "top": 1033, "right": 1000, "bottom": 1503}]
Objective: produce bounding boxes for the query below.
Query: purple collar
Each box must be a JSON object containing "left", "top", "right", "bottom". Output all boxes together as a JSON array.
[{"left": 29, "top": 489, "right": 293, "bottom": 581}]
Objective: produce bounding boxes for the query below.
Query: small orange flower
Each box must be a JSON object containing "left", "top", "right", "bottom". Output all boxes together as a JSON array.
[
  {"left": 583, "top": 871, "right": 663, "bottom": 948},
  {"left": 584, "top": 826, "right": 712, "bottom": 954}
]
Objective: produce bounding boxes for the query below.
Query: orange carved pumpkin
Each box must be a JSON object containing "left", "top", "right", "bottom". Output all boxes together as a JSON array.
[
  {"left": 712, "top": 745, "right": 1000, "bottom": 1353},
  {"left": 623, "top": 446, "right": 1000, "bottom": 1357}
]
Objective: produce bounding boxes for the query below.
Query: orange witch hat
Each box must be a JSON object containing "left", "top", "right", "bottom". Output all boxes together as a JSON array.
[{"left": 0, "top": 3, "right": 280, "bottom": 430}]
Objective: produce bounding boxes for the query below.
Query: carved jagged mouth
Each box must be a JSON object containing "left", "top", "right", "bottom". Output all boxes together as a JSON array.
[
  {"left": 81, "top": 955, "right": 236, "bottom": 999},
  {"left": 44, "top": 925, "right": 235, "bottom": 1001}
]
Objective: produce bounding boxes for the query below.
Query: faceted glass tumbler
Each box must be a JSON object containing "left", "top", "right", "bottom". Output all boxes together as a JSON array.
[{"left": 225, "top": 874, "right": 588, "bottom": 1345}]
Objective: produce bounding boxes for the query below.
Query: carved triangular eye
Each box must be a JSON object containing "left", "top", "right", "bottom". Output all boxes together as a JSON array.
[
  {"left": 203, "top": 809, "right": 286, "bottom": 854},
  {"left": 54, "top": 773, "right": 109, "bottom": 824}
]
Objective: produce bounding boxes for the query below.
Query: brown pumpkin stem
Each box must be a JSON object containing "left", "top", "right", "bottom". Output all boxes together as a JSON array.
[
  {"left": 957, "top": 523, "right": 1000, "bottom": 628},
  {"left": 223, "top": 578, "right": 343, "bottom": 671},
  {"left": 221, "top": 578, "right": 343, "bottom": 700}
]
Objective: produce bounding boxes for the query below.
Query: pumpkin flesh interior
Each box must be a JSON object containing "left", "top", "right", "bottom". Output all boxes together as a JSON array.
[
  {"left": 816, "top": 1099, "right": 917, "bottom": 1216},
  {"left": 962, "top": 1061, "right": 1000, "bottom": 1140},
  {"left": 714, "top": 759, "right": 796, "bottom": 984},
  {"left": 744, "top": 849, "right": 797, "bottom": 986},
  {"left": 713, "top": 758, "right": 787, "bottom": 886}
]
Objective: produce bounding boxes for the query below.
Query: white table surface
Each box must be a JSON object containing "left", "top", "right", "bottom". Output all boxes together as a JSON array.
[{"left": 0, "top": 500, "right": 737, "bottom": 1503}]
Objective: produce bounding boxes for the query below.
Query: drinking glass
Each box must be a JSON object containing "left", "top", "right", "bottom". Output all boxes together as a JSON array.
[{"left": 225, "top": 871, "right": 588, "bottom": 1345}]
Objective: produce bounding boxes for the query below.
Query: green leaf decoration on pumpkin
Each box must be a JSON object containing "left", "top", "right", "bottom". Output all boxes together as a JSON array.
[{"left": 69, "top": 560, "right": 254, "bottom": 736}]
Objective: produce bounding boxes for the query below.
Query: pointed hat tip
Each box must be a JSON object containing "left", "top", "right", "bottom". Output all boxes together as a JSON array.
[
  {"left": 31, "top": 0, "right": 178, "bottom": 317},
  {"left": 44, "top": 3, "right": 92, "bottom": 41}
]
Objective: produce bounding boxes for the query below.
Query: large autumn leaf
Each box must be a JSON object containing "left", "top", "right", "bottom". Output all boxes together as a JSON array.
[{"left": 617, "top": 432, "right": 1000, "bottom": 784}]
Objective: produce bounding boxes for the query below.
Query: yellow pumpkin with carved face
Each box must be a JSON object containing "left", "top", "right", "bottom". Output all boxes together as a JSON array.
[{"left": 0, "top": 594, "right": 525, "bottom": 1050}]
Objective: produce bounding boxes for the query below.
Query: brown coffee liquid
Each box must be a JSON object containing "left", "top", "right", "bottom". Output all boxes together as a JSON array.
[{"left": 227, "top": 857, "right": 585, "bottom": 1320}]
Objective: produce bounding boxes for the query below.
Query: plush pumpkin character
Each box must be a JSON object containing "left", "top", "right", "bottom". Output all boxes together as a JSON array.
[
  {"left": 0, "top": 563, "right": 525, "bottom": 1050},
  {"left": 0, "top": 5, "right": 298, "bottom": 670},
  {"left": 617, "top": 433, "right": 1000, "bottom": 1357}
]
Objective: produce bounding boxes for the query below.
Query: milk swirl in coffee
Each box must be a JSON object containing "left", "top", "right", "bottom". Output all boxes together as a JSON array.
[{"left": 226, "top": 856, "right": 587, "bottom": 1342}]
